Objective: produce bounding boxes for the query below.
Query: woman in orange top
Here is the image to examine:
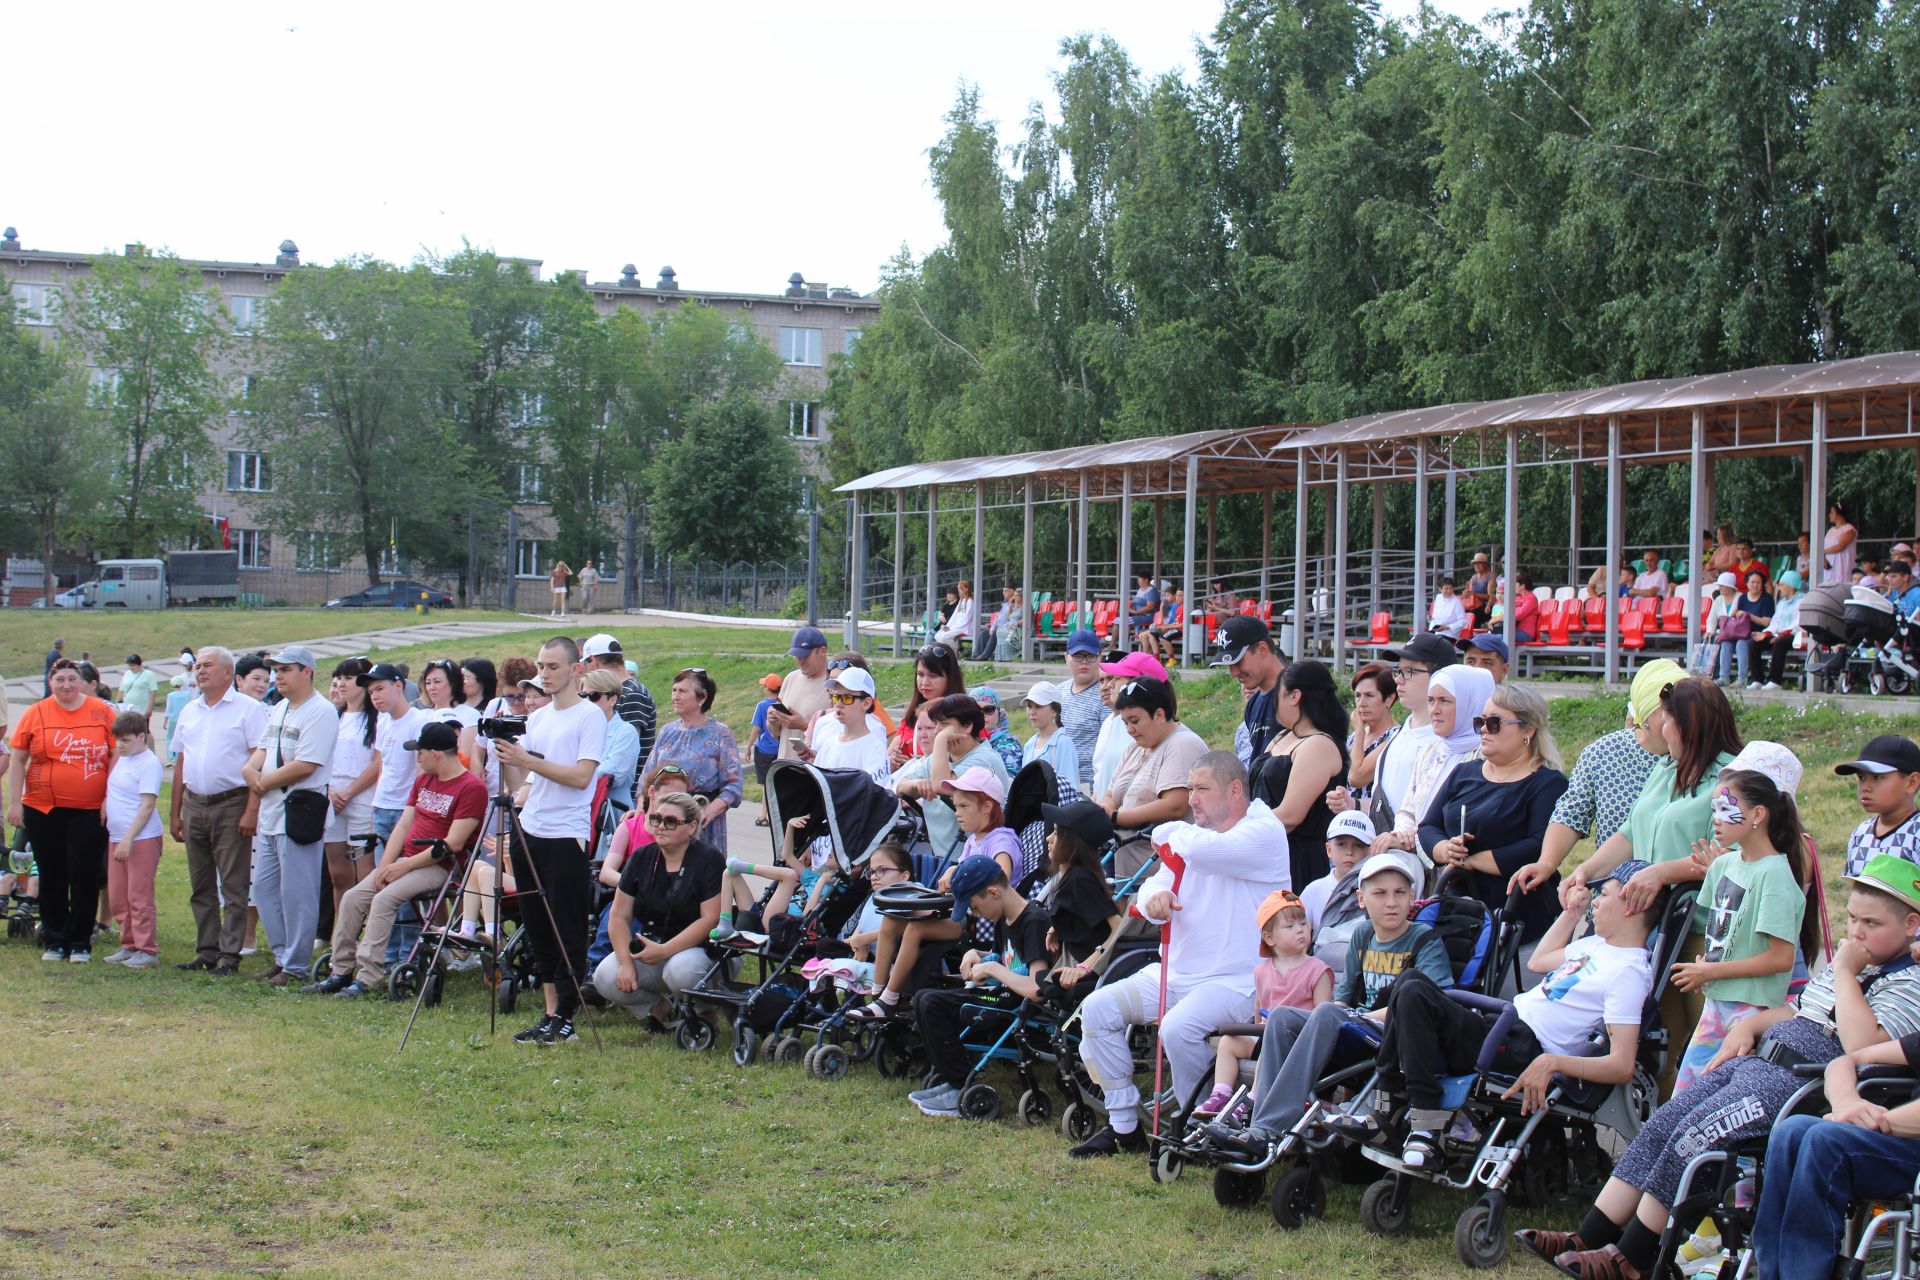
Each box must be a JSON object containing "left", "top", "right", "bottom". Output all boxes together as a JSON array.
[{"left": 5, "top": 658, "right": 117, "bottom": 960}]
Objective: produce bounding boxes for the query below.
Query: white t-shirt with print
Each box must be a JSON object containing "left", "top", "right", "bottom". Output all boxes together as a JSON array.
[{"left": 1514, "top": 935, "right": 1653, "bottom": 1056}]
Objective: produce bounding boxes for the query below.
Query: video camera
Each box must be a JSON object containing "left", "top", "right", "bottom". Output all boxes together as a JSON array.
[{"left": 478, "top": 714, "right": 528, "bottom": 742}]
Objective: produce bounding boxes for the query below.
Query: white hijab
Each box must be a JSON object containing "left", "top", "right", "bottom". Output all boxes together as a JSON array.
[{"left": 1429, "top": 665, "right": 1494, "bottom": 755}]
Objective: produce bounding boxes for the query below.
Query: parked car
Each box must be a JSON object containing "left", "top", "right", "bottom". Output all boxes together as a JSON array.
[
  {"left": 51, "top": 583, "right": 94, "bottom": 609},
  {"left": 323, "top": 580, "right": 455, "bottom": 610}
]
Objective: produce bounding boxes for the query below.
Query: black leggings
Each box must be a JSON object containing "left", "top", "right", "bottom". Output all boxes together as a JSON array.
[
  {"left": 1374, "top": 970, "right": 1541, "bottom": 1109},
  {"left": 21, "top": 806, "right": 106, "bottom": 952},
  {"left": 517, "top": 832, "right": 592, "bottom": 1016}
]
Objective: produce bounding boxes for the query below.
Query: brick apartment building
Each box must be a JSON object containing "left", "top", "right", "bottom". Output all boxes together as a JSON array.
[{"left": 0, "top": 227, "right": 878, "bottom": 609}]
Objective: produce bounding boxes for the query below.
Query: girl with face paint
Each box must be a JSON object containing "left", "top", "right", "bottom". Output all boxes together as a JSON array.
[{"left": 1667, "top": 766, "right": 1811, "bottom": 1090}]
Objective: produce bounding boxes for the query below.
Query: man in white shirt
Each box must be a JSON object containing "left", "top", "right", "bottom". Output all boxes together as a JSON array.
[
  {"left": 1430, "top": 578, "right": 1469, "bottom": 638},
  {"left": 168, "top": 647, "right": 270, "bottom": 973},
  {"left": 493, "top": 636, "right": 605, "bottom": 1045},
  {"left": 1630, "top": 549, "right": 1670, "bottom": 599},
  {"left": 243, "top": 646, "right": 339, "bottom": 986},
  {"left": 1070, "top": 751, "right": 1288, "bottom": 1158}
]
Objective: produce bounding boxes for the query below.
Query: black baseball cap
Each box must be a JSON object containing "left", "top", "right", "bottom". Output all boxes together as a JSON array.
[
  {"left": 1381, "top": 634, "right": 1459, "bottom": 670},
  {"left": 1210, "top": 615, "right": 1272, "bottom": 667},
  {"left": 356, "top": 662, "right": 406, "bottom": 686},
  {"left": 403, "top": 721, "right": 460, "bottom": 753},
  {"left": 1041, "top": 799, "right": 1114, "bottom": 850},
  {"left": 1835, "top": 734, "right": 1920, "bottom": 777}
]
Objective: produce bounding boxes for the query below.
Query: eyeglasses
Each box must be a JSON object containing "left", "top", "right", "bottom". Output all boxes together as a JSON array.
[
  {"left": 869, "top": 864, "right": 908, "bottom": 879},
  {"left": 828, "top": 693, "right": 865, "bottom": 706},
  {"left": 645, "top": 812, "right": 688, "bottom": 830},
  {"left": 1392, "top": 666, "right": 1430, "bottom": 680},
  {"left": 1472, "top": 715, "right": 1518, "bottom": 734}
]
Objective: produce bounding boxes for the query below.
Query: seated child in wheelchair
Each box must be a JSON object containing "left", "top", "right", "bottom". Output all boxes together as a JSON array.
[{"left": 1194, "top": 889, "right": 1335, "bottom": 1120}]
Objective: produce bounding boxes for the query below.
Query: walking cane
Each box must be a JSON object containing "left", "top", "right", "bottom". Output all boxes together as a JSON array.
[{"left": 1149, "top": 910, "right": 1172, "bottom": 1143}]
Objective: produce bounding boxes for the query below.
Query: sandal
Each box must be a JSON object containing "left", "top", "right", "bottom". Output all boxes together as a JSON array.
[{"left": 846, "top": 998, "right": 902, "bottom": 1022}]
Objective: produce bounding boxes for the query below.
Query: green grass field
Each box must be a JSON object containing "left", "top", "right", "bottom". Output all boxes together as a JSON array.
[{"left": 0, "top": 610, "right": 1907, "bottom": 1276}]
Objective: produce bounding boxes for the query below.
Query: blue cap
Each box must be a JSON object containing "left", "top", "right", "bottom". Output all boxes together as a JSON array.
[
  {"left": 947, "top": 856, "right": 1006, "bottom": 921},
  {"left": 1595, "top": 859, "right": 1652, "bottom": 891},
  {"left": 788, "top": 625, "right": 828, "bottom": 657},
  {"left": 1460, "top": 633, "right": 1510, "bottom": 662},
  {"left": 1065, "top": 628, "right": 1100, "bottom": 656}
]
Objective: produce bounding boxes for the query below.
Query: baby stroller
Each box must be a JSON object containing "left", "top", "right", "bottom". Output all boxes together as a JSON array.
[
  {"left": 677, "top": 760, "right": 899, "bottom": 1057},
  {"left": 1806, "top": 584, "right": 1920, "bottom": 694},
  {"left": 3, "top": 837, "right": 40, "bottom": 941}
]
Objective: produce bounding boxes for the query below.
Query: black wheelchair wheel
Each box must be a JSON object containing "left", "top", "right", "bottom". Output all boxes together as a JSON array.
[
  {"left": 1060, "top": 1100, "right": 1097, "bottom": 1142},
  {"left": 959, "top": 1082, "right": 1001, "bottom": 1122},
  {"left": 421, "top": 970, "right": 444, "bottom": 1009},
  {"left": 1360, "top": 1175, "right": 1413, "bottom": 1237},
  {"left": 1453, "top": 1194, "right": 1508, "bottom": 1269},
  {"left": 496, "top": 975, "right": 518, "bottom": 1014},
  {"left": 1267, "top": 1165, "right": 1323, "bottom": 1227},
  {"left": 1017, "top": 1088, "right": 1052, "bottom": 1126}
]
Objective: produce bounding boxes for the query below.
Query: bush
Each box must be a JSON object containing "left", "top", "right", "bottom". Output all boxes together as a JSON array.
[{"left": 781, "top": 586, "right": 808, "bottom": 620}]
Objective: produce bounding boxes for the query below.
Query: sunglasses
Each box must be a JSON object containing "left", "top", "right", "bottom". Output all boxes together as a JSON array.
[
  {"left": 827, "top": 658, "right": 852, "bottom": 671},
  {"left": 653, "top": 763, "right": 688, "bottom": 776},
  {"left": 828, "top": 693, "right": 866, "bottom": 706},
  {"left": 919, "top": 644, "right": 952, "bottom": 659},
  {"left": 1472, "top": 715, "right": 1518, "bottom": 734},
  {"left": 583, "top": 691, "right": 616, "bottom": 703},
  {"left": 645, "top": 812, "right": 689, "bottom": 830}
]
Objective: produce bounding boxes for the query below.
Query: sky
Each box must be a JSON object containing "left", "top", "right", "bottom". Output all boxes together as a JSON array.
[{"left": 11, "top": 1, "right": 1501, "bottom": 297}]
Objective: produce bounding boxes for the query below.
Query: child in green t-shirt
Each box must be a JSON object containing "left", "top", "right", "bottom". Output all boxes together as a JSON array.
[{"left": 1669, "top": 767, "right": 1814, "bottom": 1089}]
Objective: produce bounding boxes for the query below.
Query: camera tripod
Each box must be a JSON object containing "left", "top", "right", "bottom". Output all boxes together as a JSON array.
[{"left": 397, "top": 749, "right": 603, "bottom": 1052}]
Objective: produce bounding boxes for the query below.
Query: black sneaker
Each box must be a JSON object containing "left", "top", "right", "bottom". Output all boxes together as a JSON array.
[
  {"left": 543, "top": 1017, "right": 577, "bottom": 1044},
  {"left": 176, "top": 957, "right": 216, "bottom": 972},
  {"left": 1068, "top": 1124, "right": 1149, "bottom": 1159},
  {"left": 301, "top": 973, "right": 353, "bottom": 994},
  {"left": 513, "top": 1016, "right": 556, "bottom": 1045}
]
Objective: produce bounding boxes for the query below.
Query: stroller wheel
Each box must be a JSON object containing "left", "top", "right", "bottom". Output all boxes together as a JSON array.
[
  {"left": 802, "top": 1044, "right": 821, "bottom": 1074},
  {"left": 731, "top": 1023, "right": 760, "bottom": 1067},
  {"left": 1060, "top": 1100, "right": 1097, "bottom": 1143},
  {"left": 1360, "top": 1175, "right": 1414, "bottom": 1237},
  {"left": 1266, "top": 1166, "right": 1321, "bottom": 1226},
  {"left": 389, "top": 964, "right": 418, "bottom": 1000},
  {"left": 421, "top": 970, "right": 444, "bottom": 1009},
  {"left": 1149, "top": 1144, "right": 1184, "bottom": 1184},
  {"left": 959, "top": 1082, "right": 1001, "bottom": 1122},
  {"left": 496, "top": 975, "right": 518, "bottom": 1014},
  {"left": 775, "top": 1035, "right": 806, "bottom": 1065},
  {"left": 812, "top": 1044, "right": 850, "bottom": 1082},
  {"left": 1453, "top": 1193, "right": 1508, "bottom": 1269},
  {"left": 873, "top": 1037, "right": 913, "bottom": 1078},
  {"left": 1017, "top": 1088, "right": 1052, "bottom": 1126},
  {"left": 844, "top": 1024, "right": 879, "bottom": 1062},
  {"left": 674, "top": 1016, "right": 717, "bottom": 1052},
  {"left": 1886, "top": 668, "right": 1914, "bottom": 696}
]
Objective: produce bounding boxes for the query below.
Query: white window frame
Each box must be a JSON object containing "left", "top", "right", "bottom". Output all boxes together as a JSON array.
[
  {"left": 844, "top": 328, "right": 863, "bottom": 354},
  {"left": 779, "top": 326, "right": 823, "bottom": 366},
  {"left": 509, "top": 391, "right": 544, "bottom": 430},
  {"left": 517, "top": 464, "right": 545, "bottom": 502},
  {"left": 229, "top": 295, "right": 267, "bottom": 333},
  {"left": 787, "top": 401, "right": 821, "bottom": 440},
  {"left": 226, "top": 450, "right": 272, "bottom": 492},
  {"left": 514, "top": 539, "right": 545, "bottom": 579},
  {"left": 10, "top": 283, "right": 57, "bottom": 326},
  {"left": 88, "top": 367, "right": 122, "bottom": 407},
  {"left": 235, "top": 529, "right": 271, "bottom": 569},
  {"left": 294, "top": 531, "right": 342, "bottom": 573}
]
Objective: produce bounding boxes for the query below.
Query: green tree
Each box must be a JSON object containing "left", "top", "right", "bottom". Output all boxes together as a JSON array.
[
  {"left": 649, "top": 391, "right": 801, "bottom": 564},
  {"left": 534, "top": 273, "right": 620, "bottom": 567},
  {"left": 63, "top": 246, "right": 229, "bottom": 554},
  {"left": 245, "top": 259, "right": 473, "bottom": 587},
  {"left": 0, "top": 312, "right": 115, "bottom": 579}
]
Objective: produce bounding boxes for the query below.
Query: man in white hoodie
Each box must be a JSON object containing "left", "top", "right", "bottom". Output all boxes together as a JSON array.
[{"left": 1069, "top": 750, "right": 1289, "bottom": 1158}]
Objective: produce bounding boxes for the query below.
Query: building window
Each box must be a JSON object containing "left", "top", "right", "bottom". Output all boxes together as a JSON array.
[
  {"left": 787, "top": 401, "right": 821, "bottom": 440},
  {"left": 88, "top": 367, "right": 122, "bottom": 407},
  {"left": 10, "top": 284, "right": 57, "bottom": 326},
  {"left": 844, "top": 329, "right": 863, "bottom": 354},
  {"left": 229, "top": 295, "right": 267, "bottom": 333},
  {"left": 226, "top": 450, "right": 271, "bottom": 492},
  {"left": 779, "top": 326, "right": 822, "bottom": 366},
  {"left": 514, "top": 539, "right": 545, "bottom": 579},
  {"left": 509, "top": 391, "right": 544, "bottom": 430},
  {"left": 517, "top": 465, "right": 544, "bottom": 502},
  {"left": 235, "top": 529, "right": 271, "bottom": 569},
  {"left": 294, "top": 532, "right": 342, "bottom": 572},
  {"left": 161, "top": 451, "right": 195, "bottom": 490}
]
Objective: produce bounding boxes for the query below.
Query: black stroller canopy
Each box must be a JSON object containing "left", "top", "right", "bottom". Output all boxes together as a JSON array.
[{"left": 766, "top": 761, "right": 902, "bottom": 873}]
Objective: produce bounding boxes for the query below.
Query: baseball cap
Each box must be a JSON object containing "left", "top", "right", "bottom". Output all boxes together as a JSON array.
[
  {"left": 1845, "top": 855, "right": 1920, "bottom": 915},
  {"left": 1358, "top": 852, "right": 1416, "bottom": 886},
  {"left": 1381, "top": 634, "right": 1458, "bottom": 670},
  {"left": 1022, "top": 680, "right": 1064, "bottom": 708},
  {"left": 126, "top": 654, "right": 143, "bottom": 665},
  {"left": 1100, "top": 651, "right": 1170, "bottom": 680},
  {"left": 788, "top": 625, "right": 828, "bottom": 657},
  {"left": 582, "top": 633, "right": 622, "bottom": 659},
  {"left": 1326, "top": 811, "right": 1376, "bottom": 846},
  {"left": 267, "top": 644, "right": 316, "bottom": 669},
  {"left": 1460, "top": 634, "right": 1509, "bottom": 662},
  {"left": 1592, "top": 858, "right": 1653, "bottom": 892},
  {"left": 939, "top": 765, "right": 1007, "bottom": 807},
  {"left": 1835, "top": 734, "right": 1920, "bottom": 777},
  {"left": 827, "top": 666, "right": 877, "bottom": 698},
  {"left": 947, "top": 856, "right": 1007, "bottom": 921},
  {"left": 357, "top": 661, "right": 406, "bottom": 687},
  {"left": 1889, "top": 560, "right": 1914, "bottom": 578},
  {"left": 1210, "top": 615, "right": 1271, "bottom": 667},
  {"left": 1255, "top": 890, "right": 1305, "bottom": 956},
  {"left": 1723, "top": 740, "right": 1803, "bottom": 796},
  {"left": 1065, "top": 629, "right": 1100, "bottom": 657},
  {"left": 1040, "top": 799, "right": 1112, "bottom": 849},
  {"left": 403, "top": 721, "right": 460, "bottom": 752},
  {"left": 759, "top": 673, "right": 783, "bottom": 693},
  {"left": 969, "top": 686, "right": 1002, "bottom": 709},
  {"left": 516, "top": 676, "right": 545, "bottom": 694}
]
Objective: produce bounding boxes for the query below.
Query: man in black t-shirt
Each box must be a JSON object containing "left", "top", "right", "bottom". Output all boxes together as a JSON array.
[
  {"left": 908, "top": 857, "right": 1053, "bottom": 1118},
  {"left": 1212, "top": 616, "right": 1284, "bottom": 762}
]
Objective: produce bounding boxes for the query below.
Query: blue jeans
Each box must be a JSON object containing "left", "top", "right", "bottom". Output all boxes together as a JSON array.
[
  {"left": 586, "top": 902, "right": 616, "bottom": 972},
  {"left": 371, "top": 807, "right": 420, "bottom": 967},
  {"left": 1755, "top": 1113, "right": 1920, "bottom": 1280},
  {"left": 252, "top": 831, "right": 324, "bottom": 976},
  {"left": 1717, "top": 638, "right": 1751, "bottom": 684}
]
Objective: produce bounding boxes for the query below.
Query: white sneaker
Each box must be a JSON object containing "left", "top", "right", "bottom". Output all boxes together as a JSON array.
[
  {"left": 1763, "top": 681, "right": 1781, "bottom": 690},
  {"left": 239, "top": 946, "right": 257, "bottom": 957},
  {"left": 1746, "top": 681, "right": 1761, "bottom": 689},
  {"left": 41, "top": 947, "right": 63, "bottom": 961},
  {"left": 103, "top": 948, "right": 135, "bottom": 965},
  {"left": 121, "top": 952, "right": 158, "bottom": 969}
]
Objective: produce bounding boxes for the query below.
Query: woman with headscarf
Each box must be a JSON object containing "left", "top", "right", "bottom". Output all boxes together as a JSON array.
[{"left": 1372, "top": 665, "right": 1496, "bottom": 879}]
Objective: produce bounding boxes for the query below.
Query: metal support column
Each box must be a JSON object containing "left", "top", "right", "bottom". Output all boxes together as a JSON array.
[
  {"left": 1116, "top": 470, "right": 1134, "bottom": 651},
  {"left": 846, "top": 493, "right": 864, "bottom": 650},
  {"left": 1604, "top": 416, "right": 1623, "bottom": 684},
  {"left": 1568, "top": 461, "right": 1582, "bottom": 590},
  {"left": 1808, "top": 399, "right": 1830, "bottom": 690},
  {"left": 971, "top": 482, "right": 985, "bottom": 654},
  {"left": 1020, "top": 478, "right": 1036, "bottom": 663},
  {"left": 1370, "top": 480, "right": 1384, "bottom": 619},
  {"left": 892, "top": 492, "right": 905, "bottom": 658},
  {"left": 1444, "top": 469, "right": 1457, "bottom": 571},
  {"left": 925, "top": 485, "right": 938, "bottom": 646},
  {"left": 1292, "top": 449, "right": 1309, "bottom": 660},
  {"left": 1075, "top": 473, "right": 1090, "bottom": 621},
  {"left": 1413, "top": 447, "right": 1429, "bottom": 636},
  {"left": 1683, "top": 412, "right": 1705, "bottom": 660},
  {"left": 1260, "top": 490, "right": 1273, "bottom": 610},
  {"left": 1333, "top": 449, "right": 1350, "bottom": 674},
  {"left": 1182, "top": 458, "right": 1200, "bottom": 668},
  {"left": 1503, "top": 429, "right": 1519, "bottom": 656}
]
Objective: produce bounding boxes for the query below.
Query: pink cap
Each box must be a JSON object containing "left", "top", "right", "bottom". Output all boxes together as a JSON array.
[
  {"left": 1099, "top": 651, "right": 1170, "bottom": 681},
  {"left": 938, "top": 765, "right": 1007, "bottom": 806}
]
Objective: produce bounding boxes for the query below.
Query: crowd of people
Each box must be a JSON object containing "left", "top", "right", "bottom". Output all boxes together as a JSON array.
[{"left": 5, "top": 602, "right": 1920, "bottom": 1279}]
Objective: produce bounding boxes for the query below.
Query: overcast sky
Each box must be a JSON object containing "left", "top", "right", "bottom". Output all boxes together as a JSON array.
[{"left": 11, "top": 1, "right": 1500, "bottom": 295}]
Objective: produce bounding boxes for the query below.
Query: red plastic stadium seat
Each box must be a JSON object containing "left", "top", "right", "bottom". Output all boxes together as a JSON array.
[
  {"left": 1621, "top": 611, "right": 1648, "bottom": 650},
  {"left": 1583, "top": 597, "right": 1606, "bottom": 632},
  {"left": 1547, "top": 607, "right": 1573, "bottom": 645},
  {"left": 1661, "top": 597, "right": 1686, "bottom": 633}
]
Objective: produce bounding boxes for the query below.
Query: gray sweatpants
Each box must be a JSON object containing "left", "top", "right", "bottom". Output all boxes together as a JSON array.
[
  {"left": 1247, "top": 1001, "right": 1368, "bottom": 1140},
  {"left": 1078, "top": 965, "right": 1254, "bottom": 1117}
]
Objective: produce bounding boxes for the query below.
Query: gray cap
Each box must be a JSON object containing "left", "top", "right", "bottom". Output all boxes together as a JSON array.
[{"left": 267, "top": 644, "right": 316, "bottom": 669}]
